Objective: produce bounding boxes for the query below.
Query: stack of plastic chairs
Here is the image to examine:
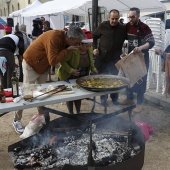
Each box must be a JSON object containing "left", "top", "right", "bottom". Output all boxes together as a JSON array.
[{"left": 145, "top": 18, "right": 165, "bottom": 93}]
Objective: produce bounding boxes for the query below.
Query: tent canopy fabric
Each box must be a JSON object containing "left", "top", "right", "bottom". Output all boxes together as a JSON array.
[
  {"left": 21, "top": 0, "right": 166, "bottom": 17},
  {"left": 22, "top": 0, "right": 88, "bottom": 17},
  {"left": 9, "top": 0, "right": 42, "bottom": 17}
]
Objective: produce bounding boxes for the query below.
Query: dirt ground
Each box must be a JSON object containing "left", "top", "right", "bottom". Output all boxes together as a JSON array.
[
  {"left": 0, "top": 90, "right": 170, "bottom": 170},
  {"left": 0, "top": 72, "right": 170, "bottom": 170}
]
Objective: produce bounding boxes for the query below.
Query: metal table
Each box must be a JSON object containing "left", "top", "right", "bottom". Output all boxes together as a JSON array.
[{"left": 0, "top": 79, "right": 123, "bottom": 116}]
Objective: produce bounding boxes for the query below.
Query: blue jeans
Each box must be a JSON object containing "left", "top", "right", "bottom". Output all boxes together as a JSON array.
[{"left": 126, "top": 75, "right": 147, "bottom": 105}]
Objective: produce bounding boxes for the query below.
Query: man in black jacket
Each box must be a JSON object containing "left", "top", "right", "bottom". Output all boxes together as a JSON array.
[
  {"left": 0, "top": 32, "right": 24, "bottom": 88},
  {"left": 93, "top": 9, "right": 126, "bottom": 106}
]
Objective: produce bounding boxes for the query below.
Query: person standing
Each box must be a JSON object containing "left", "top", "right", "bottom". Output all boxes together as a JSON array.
[
  {"left": 40, "top": 16, "right": 45, "bottom": 23},
  {"left": 15, "top": 23, "right": 19, "bottom": 32},
  {"left": 32, "top": 18, "right": 43, "bottom": 38},
  {"left": 13, "top": 26, "right": 85, "bottom": 134},
  {"left": 119, "top": 18, "right": 125, "bottom": 25},
  {"left": 0, "top": 32, "right": 24, "bottom": 88},
  {"left": 70, "top": 19, "right": 76, "bottom": 27},
  {"left": 57, "top": 38, "right": 97, "bottom": 114},
  {"left": 92, "top": 9, "right": 126, "bottom": 106},
  {"left": 16, "top": 24, "right": 31, "bottom": 82},
  {"left": 121, "top": 7, "right": 155, "bottom": 113},
  {"left": 42, "top": 21, "right": 52, "bottom": 32}
]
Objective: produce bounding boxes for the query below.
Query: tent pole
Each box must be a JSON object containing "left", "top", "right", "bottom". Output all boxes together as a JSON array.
[
  {"left": 92, "top": 0, "right": 98, "bottom": 32},
  {"left": 84, "top": 3, "right": 87, "bottom": 24},
  {"left": 164, "top": 10, "right": 167, "bottom": 23}
]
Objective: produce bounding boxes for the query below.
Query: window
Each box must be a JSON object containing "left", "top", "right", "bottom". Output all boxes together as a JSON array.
[
  {"left": 12, "top": 5, "right": 14, "bottom": 12},
  {"left": 18, "top": 3, "right": 20, "bottom": 10},
  {"left": 28, "top": 0, "right": 31, "bottom": 4},
  {"left": 4, "top": 8, "right": 6, "bottom": 16}
]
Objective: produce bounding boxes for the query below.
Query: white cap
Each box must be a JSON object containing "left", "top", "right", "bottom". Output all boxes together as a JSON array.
[{"left": 82, "top": 39, "right": 93, "bottom": 43}]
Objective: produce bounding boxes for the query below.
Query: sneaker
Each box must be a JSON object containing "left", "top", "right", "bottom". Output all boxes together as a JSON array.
[
  {"left": 120, "top": 99, "right": 135, "bottom": 105},
  {"left": 12, "top": 120, "right": 24, "bottom": 134},
  {"left": 133, "top": 105, "right": 143, "bottom": 114}
]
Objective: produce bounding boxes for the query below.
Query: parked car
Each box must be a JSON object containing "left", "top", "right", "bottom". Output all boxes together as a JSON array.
[
  {"left": 65, "top": 21, "right": 90, "bottom": 31},
  {"left": 65, "top": 21, "right": 85, "bottom": 29}
]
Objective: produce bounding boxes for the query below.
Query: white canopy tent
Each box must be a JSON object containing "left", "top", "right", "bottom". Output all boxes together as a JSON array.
[
  {"left": 9, "top": 0, "right": 42, "bottom": 17},
  {"left": 9, "top": 0, "right": 64, "bottom": 35},
  {"left": 21, "top": 0, "right": 89, "bottom": 17},
  {"left": 21, "top": 0, "right": 166, "bottom": 17}
]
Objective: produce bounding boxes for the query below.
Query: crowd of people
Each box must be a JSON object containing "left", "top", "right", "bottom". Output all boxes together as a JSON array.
[{"left": 0, "top": 7, "right": 157, "bottom": 135}]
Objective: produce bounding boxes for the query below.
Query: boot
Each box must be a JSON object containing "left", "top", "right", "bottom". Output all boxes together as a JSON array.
[
  {"left": 133, "top": 105, "right": 143, "bottom": 114},
  {"left": 120, "top": 99, "right": 135, "bottom": 105}
]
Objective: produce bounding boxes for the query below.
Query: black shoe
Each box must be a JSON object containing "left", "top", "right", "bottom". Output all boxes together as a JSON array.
[{"left": 112, "top": 100, "right": 120, "bottom": 105}]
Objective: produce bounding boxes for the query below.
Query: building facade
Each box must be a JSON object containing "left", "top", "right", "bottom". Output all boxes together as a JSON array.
[
  {"left": 0, "top": 0, "right": 52, "bottom": 16},
  {"left": 0, "top": 0, "right": 81, "bottom": 23}
]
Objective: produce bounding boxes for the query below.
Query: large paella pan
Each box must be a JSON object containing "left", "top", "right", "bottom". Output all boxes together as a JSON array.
[{"left": 76, "top": 75, "right": 129, "bottom": 92}]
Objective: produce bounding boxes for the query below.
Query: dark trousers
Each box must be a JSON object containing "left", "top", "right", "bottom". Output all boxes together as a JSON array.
[
  {"left": 51, "top": 66, "right": 55, "bottom": 72},
  {"left": 66, "top": 100, "right": 82, "bottom": 114},
  {"left": 0, "top": 50, "right": 15, "bottom": 88},
  {"left": 17, "top": 55, "right": 23, "bottom": 82},
  {"left": 58, "top": 76, "right": 82, "bottom": 114},
  {"left": 126, "top": 74, "right": 147, "bottom": 105},
  {"left": 98, "top": 61, "right": 119, "bottom": 103}
]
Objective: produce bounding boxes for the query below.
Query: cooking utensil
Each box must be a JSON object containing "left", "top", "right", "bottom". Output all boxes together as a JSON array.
[
  {"left": 76, "top": 75, "right": 129, "bottom": 92},
  {"left": 23, "top": 85, "right": 67, "bottom": 104}
]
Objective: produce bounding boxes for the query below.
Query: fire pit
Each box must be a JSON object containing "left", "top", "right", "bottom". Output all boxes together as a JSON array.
[{"left": 8, "top": 110, "right": 145, "bottom": 170}]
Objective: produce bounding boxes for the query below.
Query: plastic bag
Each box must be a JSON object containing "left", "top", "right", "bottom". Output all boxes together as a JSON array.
[
  {"left": 134, "top": 120, "right": 154, "bottom": 141},
  {"left": 20, "top": 114, "right": 45, "bottom": 139}
]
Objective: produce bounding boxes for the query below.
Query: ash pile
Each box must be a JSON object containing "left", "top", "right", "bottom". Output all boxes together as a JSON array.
[
  {"left": 11, "top": 126, "right": 141, "bottom": 170},
  {"left": 8, "top": 113, "right": 145, "bottom": 170}
]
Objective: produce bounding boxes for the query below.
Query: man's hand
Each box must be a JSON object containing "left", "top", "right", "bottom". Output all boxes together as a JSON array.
[
  {"left": 71, "top": 69, "right": 80, "bottom": 77},
  {"left": 93, "top": 49, "right": 99, "bottom": 56},
  {"left": 133, "top": 46, "right": 142, "bottom": 53},
  {"left": 93, "top": 69, "right": 98, "bottom": 74},
  {"left": 155, "top": 48, "right": 163, "bottom": 55},
  {"left": 134, "top": 43, "right": 150, "bottom": 53},
  {"left": 67, "top": 46, "right": 79, "bottom": 51}
]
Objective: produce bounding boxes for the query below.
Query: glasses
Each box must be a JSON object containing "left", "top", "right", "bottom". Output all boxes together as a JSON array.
[{"left": 128, "top": 15, "right": 136, "bottom": 19}]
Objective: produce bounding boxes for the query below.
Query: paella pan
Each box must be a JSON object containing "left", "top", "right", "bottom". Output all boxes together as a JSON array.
[{"left": 76, "top": 75, "right": 129, "bottom": 92}]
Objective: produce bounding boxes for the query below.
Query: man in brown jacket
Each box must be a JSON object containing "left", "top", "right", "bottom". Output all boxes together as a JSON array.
[{"left": 13, "top": 26, "right": 85, "bottom": 134}]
